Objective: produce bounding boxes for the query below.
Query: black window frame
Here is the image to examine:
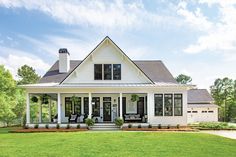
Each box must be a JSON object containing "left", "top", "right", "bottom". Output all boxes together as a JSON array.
[
  {"left": 84, "top": 97, "right": 89, "bottom": 116},
  {"left": 154, "top": 94, "right": 163, "bottom": 116},
  {"left": 174, "top": 94, "right": 183, "bottom": 116},
  {"left": 92, "top": 97, "right": 100, "bottom": 117},
  {"left": 113, "top": 64, "right": 121, "bottom": 80},
  {"left": 104, "top": 64, "right": 112, "bottom": 80},
  {"left": 94, "top": 64, "right": 102, "bottom": 80},
  {"left": 164, "top": 94, "right": 173, "bottom": 116},
  {"left": 73, "top": 97, "right": 81, "bottom": 115},
  {"left": 65, "top": 97, "right": 72, "bottom": 117}
]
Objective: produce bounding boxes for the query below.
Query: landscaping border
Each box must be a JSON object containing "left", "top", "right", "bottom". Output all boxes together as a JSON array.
[{"left": 9, "top": 128, "right": 88, "bottom": 133}]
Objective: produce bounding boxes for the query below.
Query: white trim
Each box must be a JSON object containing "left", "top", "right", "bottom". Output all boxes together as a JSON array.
[
  {"left": 119, "top": 93, "right": 123, "bottom": 119},
  {"left": 57, "top": 93, "right": 61, "bottom": 124}
]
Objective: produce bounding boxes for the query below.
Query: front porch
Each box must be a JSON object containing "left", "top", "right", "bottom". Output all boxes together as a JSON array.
[{"left": 26, "top": 92, "right": 148, "bottom": 126}]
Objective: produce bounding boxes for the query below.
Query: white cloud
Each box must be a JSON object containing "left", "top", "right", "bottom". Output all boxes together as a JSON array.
[
  {"left": 177, "top": 1, "right": 213, "bottom": 31},
  {"left": 0, "top": 46, "right": 50, "bottom": 78},
  {"left": 0, "top": 0, "right": 175, "bottom": 30},
  {"left": 178, "top": 1, "right": 236, "bottom": 60}
]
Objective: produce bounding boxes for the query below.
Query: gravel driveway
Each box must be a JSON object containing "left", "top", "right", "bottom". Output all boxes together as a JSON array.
[{"left": 201, "top": 131, "right": 236, "bottom": 140}]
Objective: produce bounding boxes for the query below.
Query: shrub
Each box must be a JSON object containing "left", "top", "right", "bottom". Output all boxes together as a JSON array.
[
  {"left": 138, "top": 124, "right": 142, "bottom": 128},
  {"left": 115, "top": 118, "right": 124, "bottom": 127},
  {"left": 148, "top": 124, "right": 152, "bottom": 128},
  {"left": 77, "top": 124, "right": 80, "bottom": 129},
  {"left": 85, "top": 118, "right": 95, "bottom": 127},
  {"left": 167, "top": 125, "right": 170, "bottom": 129},
  {"left": 34, "top": 124, "right": 39, "bottom": 129},
  {"left": 56, "top": 124, "right": 60, "bottom": 129},
  {"left": 199, "top": 122, "right": 228, "bottom": 129},
  {"left": 45, "top": 124, "right": 49, "bottom": 129},
  {"left": 66, "top": 124, "right": 70, "bottom": 129},
  {"left": 128, "top": 124, "right": 132, "bottom": 128},
  {"left": 158, "top": 124, "right": 161, "bottom": 129},
  {"left": 177, "top": 124, "right": 180, "bottom": 129}
]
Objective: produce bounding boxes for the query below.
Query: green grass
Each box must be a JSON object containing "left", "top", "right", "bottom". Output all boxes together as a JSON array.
[{"left": 0, "top": 129, "right": 236, "bottom": 157}]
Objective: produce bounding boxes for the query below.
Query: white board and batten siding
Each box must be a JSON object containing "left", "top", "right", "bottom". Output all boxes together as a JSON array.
[{"left": 63, "top": 42, "right": 150, "bottom": 84}]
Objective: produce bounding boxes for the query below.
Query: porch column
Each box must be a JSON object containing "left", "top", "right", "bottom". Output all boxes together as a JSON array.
[
  {"left": 39, "top": 102, "right": 42, "bottom": 123},
  {"left": 49, "top": 99, "right": 51, "bottom": 122},
  {"left": 119, "top": 93, "right": 123, "bottom": 119},
  {"left": 26, "top": 93, "right": 30, "bottom": 124},
  {"left": 147, "top": 92, "right": 154, "bottom": 123},
  {"left": 57, "top": 93, "right": 61, "bottom": 124},
  {"left": 88, "top": 92, "right": 92, "bottom": 118}
]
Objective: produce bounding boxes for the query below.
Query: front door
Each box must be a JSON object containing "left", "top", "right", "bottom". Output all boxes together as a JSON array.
[{"left": 103, "top": 102, "right": 111, "bottom": 121}]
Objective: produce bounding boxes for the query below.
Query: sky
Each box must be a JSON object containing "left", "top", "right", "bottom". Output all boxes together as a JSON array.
[{"left": 0, "top": 0, "right": 236, "bottom": 90}]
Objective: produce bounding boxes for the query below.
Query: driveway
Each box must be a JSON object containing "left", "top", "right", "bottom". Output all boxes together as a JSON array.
[{"left": 201, "top": 130, "right": 236, "bottom": 140}]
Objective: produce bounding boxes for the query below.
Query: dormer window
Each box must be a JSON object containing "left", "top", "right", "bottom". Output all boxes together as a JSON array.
[
  {"left": 94, "top": 64, "right": 121, "bottom": 80},
  {"left": 104, "top": 64, "right": 112, "bottom": 80},
  {"left": 113, "top": 64, "right": 121, "bottom": 80},
  {"left": 94, "top": 64, "right": 102, "bottom": 80}
]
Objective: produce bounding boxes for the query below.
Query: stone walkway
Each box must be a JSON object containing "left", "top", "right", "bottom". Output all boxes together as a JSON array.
[{"left": 201, "top": 131, "right": 236, "bottom": 140}]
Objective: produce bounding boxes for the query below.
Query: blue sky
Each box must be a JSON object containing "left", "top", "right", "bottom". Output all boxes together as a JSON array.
[{"left": 0, "top": 0, "right": 236, "bottom": 89}]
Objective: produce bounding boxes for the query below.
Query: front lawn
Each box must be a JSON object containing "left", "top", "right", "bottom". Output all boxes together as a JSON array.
[{"left": 0, "top": 130, "right": 236, "bottom": 157}]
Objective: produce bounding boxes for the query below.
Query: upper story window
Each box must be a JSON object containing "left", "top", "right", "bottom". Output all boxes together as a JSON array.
[
  {"left": 94, "top": 64, "right": 121, "bottom": 80},
  {"left": 104, "top": 64, "right": 112, "bottom": 80},
  {"left": 113, "top": 64, "right": 121, "bottom": 80},
  {"left": 94, "top": 64, "right": 102, "bottom": 80}
]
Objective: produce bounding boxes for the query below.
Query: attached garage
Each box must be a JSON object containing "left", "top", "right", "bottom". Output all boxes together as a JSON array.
[{"left": 187, "top": 89, "right": 218, "bottom": 123}]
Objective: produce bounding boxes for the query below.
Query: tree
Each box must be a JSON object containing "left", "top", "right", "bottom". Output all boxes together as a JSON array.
[
  {"left": 210, "top": 77, "right": 235, "bottom": 122},
  {"left": 0, "top": 65, "right": 17, "bottom": 126},
  {"left": 0, "top": 94, "right": 16, "bottom": 126},
  {"left": 17, "top": 65, "right": 40, "bottom": 85},
  {"left": 175, "top": 74, "right": 192, "bottom": 84}
]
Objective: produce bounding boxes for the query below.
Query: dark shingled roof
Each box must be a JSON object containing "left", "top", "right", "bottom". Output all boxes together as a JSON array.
[
  {"left": 187, "top": 89, "right": 214, "bottom": 104},
  {"left": 39, "top": 60, "right": 177, "bottom": 84}
]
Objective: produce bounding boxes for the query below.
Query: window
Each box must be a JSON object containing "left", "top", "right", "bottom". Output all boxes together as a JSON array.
[
  {"left": 208, "top": 111, "right": 214, "bottom": 113},
  {"left": 113, "top": 64, "right": 121, "bottom": 80},
  {"left": 65, "top": 97, "right": 72, "bottom": 117},
  {"left": 104, "top": 64, "right": 112, "bottom": 80},
  {"left": 192, "top": 111, "right": 198, "bottom": 113},
  {"left": 74, "top": 97, "right": 81, "bottom": 115},
  {"left": 155, "top": 94, "right": 163, "bottom": 116},
  {"left": 164, "top": 94, "right": 173, "bottom": 116},
  {"left": 202, "top": 111, "right": 207, "bottom": 113},
  {"left": 174, "top": 94, "right": 182, "bottom": 116},
  {"left": 94, "top": 64, "right": 102, "bottom": 80},
  {"left": 92, "top": 97, "right": 100, "bottom": 116},
  {"left": 187, "top": 111, "right": 191, "bottom": 113},
  {"left": 84, "top": 97, "right": 89, "bottom": 115}
]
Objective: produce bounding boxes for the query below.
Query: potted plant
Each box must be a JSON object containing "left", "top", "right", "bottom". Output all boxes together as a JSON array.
[
  {"left": 31, "top": 96, "right": 38, "bottom": 103},
  {"left": 131, "top": 94, "right": 139, "bottom": 102},
  {"left": 85, "top": 118, "right": 95, "bottom": 129},
  {"left": 115, "top": 118, "right": 124, "bottom": 129}
]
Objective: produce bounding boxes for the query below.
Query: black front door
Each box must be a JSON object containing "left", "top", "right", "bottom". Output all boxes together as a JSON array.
[
  {"left": 103, "top": 102, "right": 111, "bottom": 121},
  {"left": 137, "top": 97, "right": 144, "bottom": 117}
]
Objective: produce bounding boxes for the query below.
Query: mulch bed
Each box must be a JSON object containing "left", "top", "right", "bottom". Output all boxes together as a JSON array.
[
  {"left": 122, "top": 127, "right": 197, "bottom": 132},
  {"left": 9, "top": 128, "right": 88, "bottom": 133}
]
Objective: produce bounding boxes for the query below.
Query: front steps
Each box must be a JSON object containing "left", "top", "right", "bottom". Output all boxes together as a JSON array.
[{"left": 90, "top": 123, "right": 120, "bottom": 131}]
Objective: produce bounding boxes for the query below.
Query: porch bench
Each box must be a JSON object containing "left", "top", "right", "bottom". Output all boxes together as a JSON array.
[{"left": 124, "top": 114, "right": 142, "bottom": 122}]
